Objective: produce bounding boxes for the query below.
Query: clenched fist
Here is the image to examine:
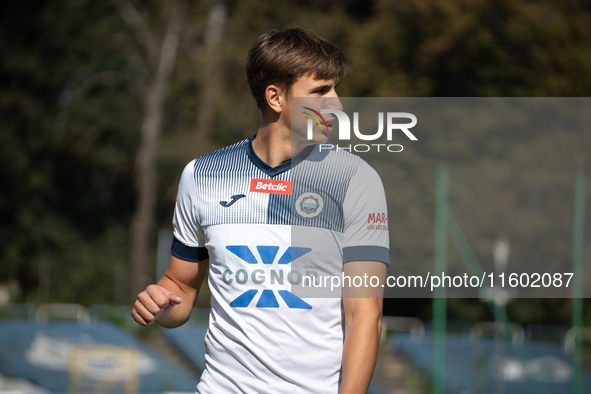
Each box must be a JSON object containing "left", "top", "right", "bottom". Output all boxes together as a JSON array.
[{"left": 131, "top": 284, "right": 182, "bottom": 326}]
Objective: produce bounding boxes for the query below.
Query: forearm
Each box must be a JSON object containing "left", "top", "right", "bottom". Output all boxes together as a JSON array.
[
  {"left": 154, "top": 273, "right": 197, "bottom": 328},
  {"left": 340, "top": 310, "right": 382, "bottom": 394}
]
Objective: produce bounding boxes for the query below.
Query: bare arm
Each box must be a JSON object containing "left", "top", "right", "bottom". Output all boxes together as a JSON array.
[
  {"left": 339, "top": 261, "right": 386, "bottom": 394},
  {"left": 131, "top": 255, "right": 209, "bottom": 328}
]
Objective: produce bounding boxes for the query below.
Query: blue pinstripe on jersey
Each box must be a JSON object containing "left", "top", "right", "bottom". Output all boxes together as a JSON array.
[{"left": 190, "top": 138, "right": 363, "bottom": 232}]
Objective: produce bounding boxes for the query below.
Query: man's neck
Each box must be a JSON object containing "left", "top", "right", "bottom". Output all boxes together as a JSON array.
[{"left": 252, "top": 120, "right": 293, "bottom": 168}]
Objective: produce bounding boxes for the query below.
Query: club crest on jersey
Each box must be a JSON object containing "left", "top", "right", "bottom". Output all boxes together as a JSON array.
[{"left": 295, "top": 192, "right": 324, "bottom": 218}]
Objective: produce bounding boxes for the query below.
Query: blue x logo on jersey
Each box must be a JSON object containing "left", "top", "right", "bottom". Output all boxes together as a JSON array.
[{"left": 225, "top": 245, "right": 313, "bottom": 309}]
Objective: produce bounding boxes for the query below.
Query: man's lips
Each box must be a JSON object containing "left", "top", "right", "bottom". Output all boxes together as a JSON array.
[{"left": 323, "top": 117, "right": 335, "bottom": 132}]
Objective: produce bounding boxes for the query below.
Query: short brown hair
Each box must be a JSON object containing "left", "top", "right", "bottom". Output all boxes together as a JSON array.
[{"left": 245, "top": 28, "right": 351, "bottom": 110}]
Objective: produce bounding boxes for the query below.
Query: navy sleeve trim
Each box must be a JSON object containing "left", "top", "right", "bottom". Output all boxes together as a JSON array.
[
  {"left": 171, "top": 237, "right": 209, "bottom": 262},
  {"left": 343, "top": 246, "right": 390, "bottom": 266}
]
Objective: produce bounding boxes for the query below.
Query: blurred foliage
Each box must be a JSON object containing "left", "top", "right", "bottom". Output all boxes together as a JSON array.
[{"left": 0, "top": 0, "right": 590, "bottom": 325}]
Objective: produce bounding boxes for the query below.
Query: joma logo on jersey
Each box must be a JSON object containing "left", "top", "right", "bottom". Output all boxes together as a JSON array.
[
  {"left": 224, "top": 245, "right": 312, "bottom": 309},
  {"left": 249, "top": 179, "right": 292, "bottom": 195}
]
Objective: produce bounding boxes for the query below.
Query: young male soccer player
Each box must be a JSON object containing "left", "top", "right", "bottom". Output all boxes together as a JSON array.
[{"left": 131, "top": 28, "right": 389, "bottom": 393}]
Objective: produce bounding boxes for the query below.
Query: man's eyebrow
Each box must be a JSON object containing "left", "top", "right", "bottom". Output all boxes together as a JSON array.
[{"left": 311, "top": 80, "right": 341, "bottom": 90}]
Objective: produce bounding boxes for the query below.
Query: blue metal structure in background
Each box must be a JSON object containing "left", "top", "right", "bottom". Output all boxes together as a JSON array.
[
  {"left": 0, "top": 321, "right": 198, "bottom": 392},
  {"left": 391, "top": 332, "right": 591, "bottom": 394},
  {"left": 161, "top": 323, "right": 209, "bottom": 373}
]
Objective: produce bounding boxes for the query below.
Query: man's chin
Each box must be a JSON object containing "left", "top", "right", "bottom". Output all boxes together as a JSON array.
[
  {"left": 295, "top": 134, "right": 328, "bottom": 145},
  {"left": 316, "top": 134, "right": 329, "bottom": 144},
  {"left": 291, "top": 136, "right": 328, "bottom": 155}
]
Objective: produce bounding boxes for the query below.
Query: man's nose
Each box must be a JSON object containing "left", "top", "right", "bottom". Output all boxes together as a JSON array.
[{"left": 324, "top": 94, "right": 343, "bottom": 111}]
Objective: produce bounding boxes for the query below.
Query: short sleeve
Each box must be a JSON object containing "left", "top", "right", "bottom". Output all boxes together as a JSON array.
[
  {"left": 342, "top": 162, "right": 390, "bottom": 266},
  {"left": 171, "top": 161, "right": 209, "bottom": 262}
]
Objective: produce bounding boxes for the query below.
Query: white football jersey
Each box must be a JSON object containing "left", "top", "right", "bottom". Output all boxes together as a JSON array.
[{"left": 172, "top": 137, "right": 389, "bottom": 394}]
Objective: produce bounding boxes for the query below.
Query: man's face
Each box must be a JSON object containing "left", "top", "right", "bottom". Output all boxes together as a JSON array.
[{"left": 286, "top": 74, "right": 343, "bottom": 149}]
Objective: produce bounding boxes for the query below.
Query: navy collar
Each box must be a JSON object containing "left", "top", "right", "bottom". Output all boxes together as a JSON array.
[{"left": 245, "top": 136, "right": 314, "bottom": 177}]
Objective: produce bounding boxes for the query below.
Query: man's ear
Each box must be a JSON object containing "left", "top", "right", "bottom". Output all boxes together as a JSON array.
[{"left": 265, "top": 84, "right": 285, "bottom": 114}]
